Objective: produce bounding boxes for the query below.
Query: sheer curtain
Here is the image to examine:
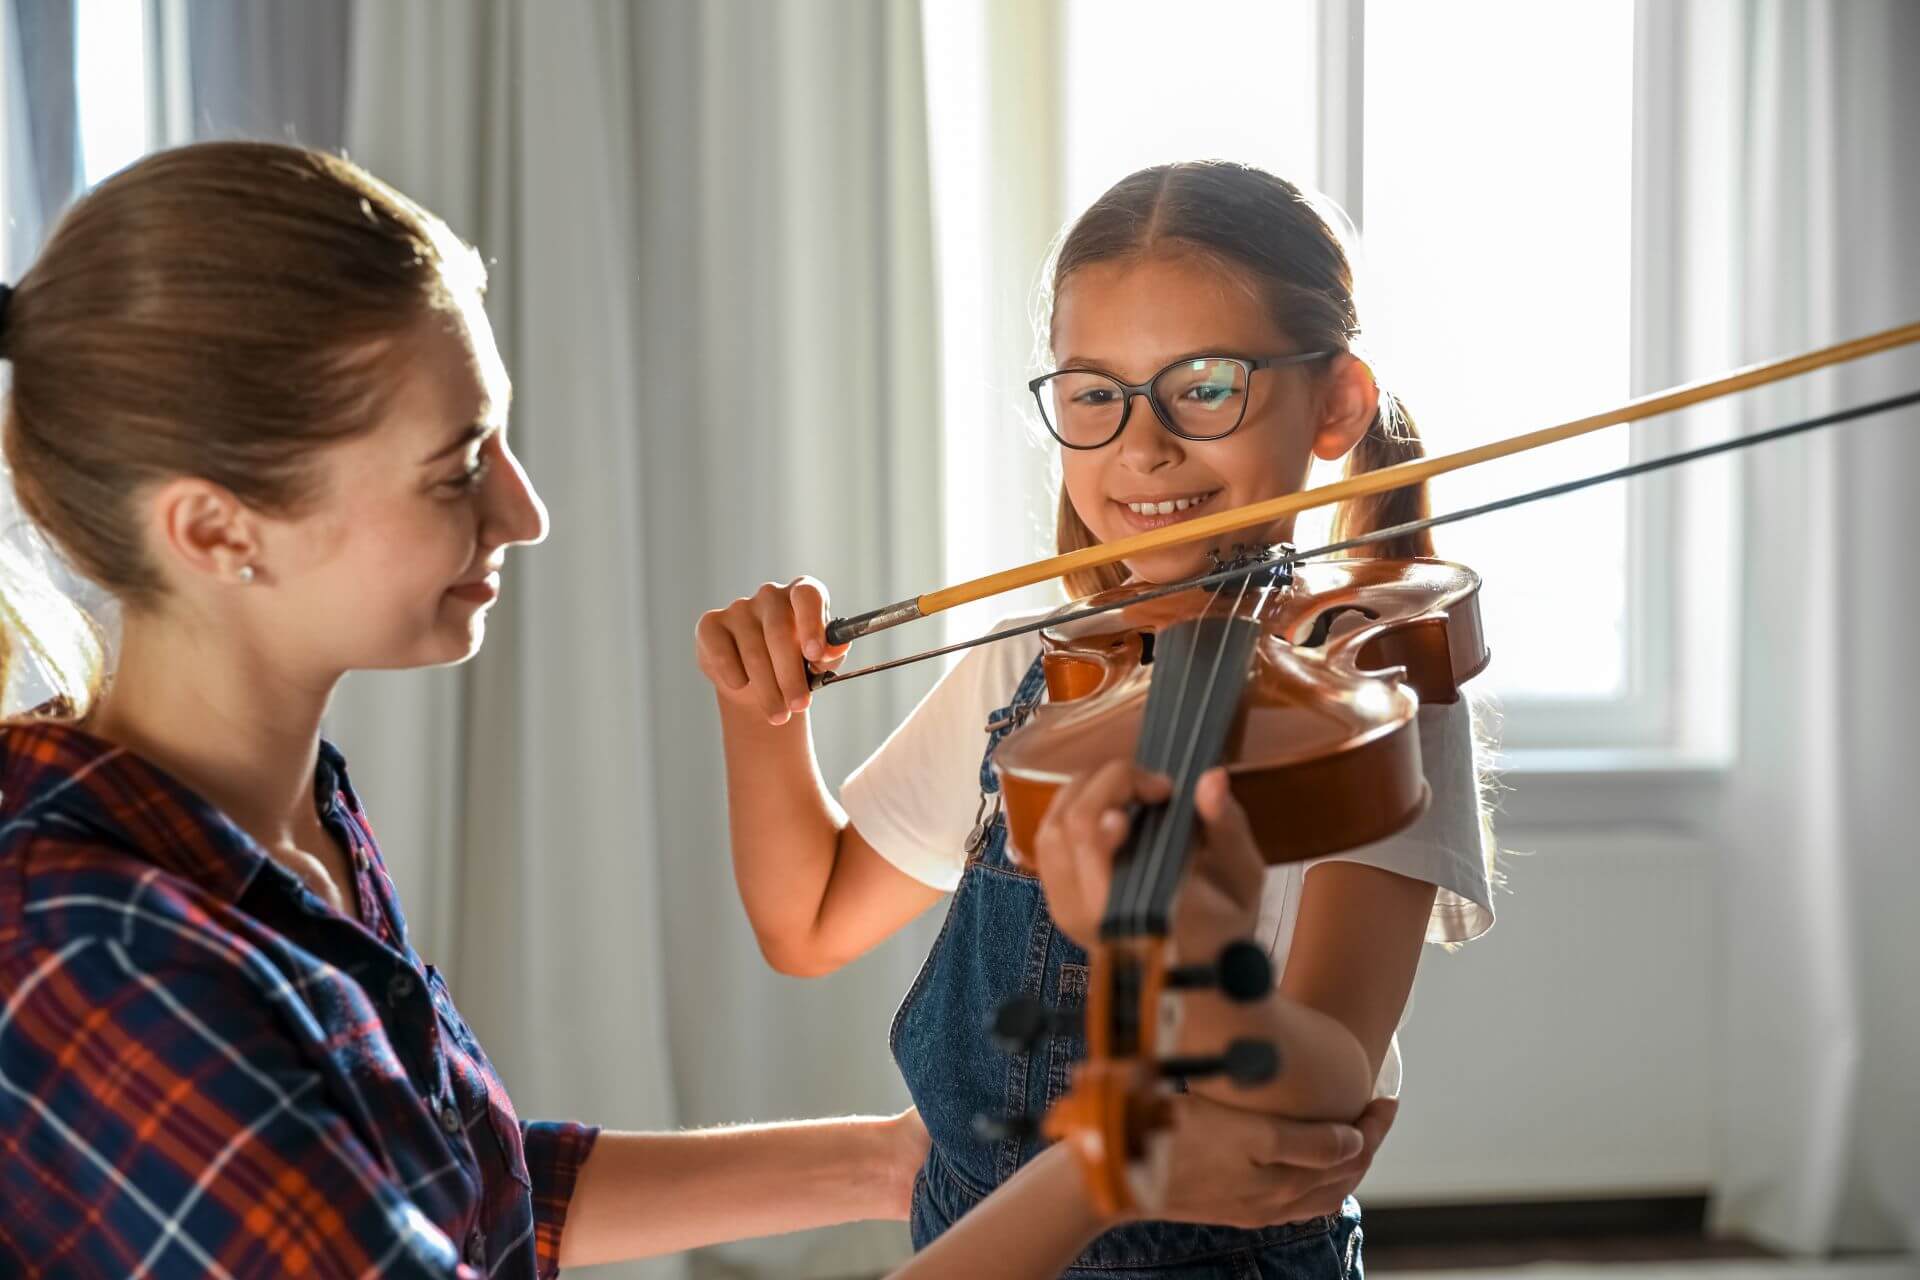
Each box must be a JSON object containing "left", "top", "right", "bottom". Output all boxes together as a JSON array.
[
  {"left": 2, "top": 0, "right": 79, "bottom": 281},
  {"left": 1647, "top": 0, "right": 1920, "bottom": 1253},
  {"left": 338, "top": 3, "right": 943, "bottom": 1276}
]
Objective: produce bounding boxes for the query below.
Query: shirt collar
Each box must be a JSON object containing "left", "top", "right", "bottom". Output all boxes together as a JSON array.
[{"left": 0, "top": 720, "right": 352, "bottom": 904}]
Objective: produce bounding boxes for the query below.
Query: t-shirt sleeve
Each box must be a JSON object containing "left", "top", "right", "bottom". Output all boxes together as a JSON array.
[
  {"left": 840, "top": 626, "right": 1039, "bottom": 891},
  {"left": 1306, "top": 696, "right": 1496, "bottom": 944}
]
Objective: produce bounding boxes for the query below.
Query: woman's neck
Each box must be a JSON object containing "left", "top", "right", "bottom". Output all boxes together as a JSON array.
[{"left": 85, "top": 614, "right": 348, "bottom": 899}]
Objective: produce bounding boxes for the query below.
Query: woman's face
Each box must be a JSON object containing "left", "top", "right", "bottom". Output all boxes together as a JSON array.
[
  {"left": 1049, "top": 253, "right": 1373, "bottom": 585},
  {"left": 246, "top": 297, "right": 548, "bottom": 676}
]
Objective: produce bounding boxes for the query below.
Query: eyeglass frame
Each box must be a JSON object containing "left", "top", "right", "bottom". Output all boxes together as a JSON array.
[{"left": 1027, "top": 350, "right": 1334, "bottom": 450}]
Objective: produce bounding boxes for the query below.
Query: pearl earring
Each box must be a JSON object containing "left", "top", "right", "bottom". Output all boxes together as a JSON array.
[{"left": 237, "top": 565, "right": 256, "bottom": 584}]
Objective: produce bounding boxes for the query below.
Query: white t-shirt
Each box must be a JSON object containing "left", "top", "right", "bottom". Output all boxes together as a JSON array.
[{"left": 842, "top": 608, "right": 1497, "bottom": 1099}]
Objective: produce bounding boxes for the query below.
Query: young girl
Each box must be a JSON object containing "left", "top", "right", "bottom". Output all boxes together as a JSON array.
[
  {"left": 698, "top": 161, "right": 1496, "bottom": 1277},
  {"left": 0, "top": 144, "right": 1380, "bottom": 1279}
]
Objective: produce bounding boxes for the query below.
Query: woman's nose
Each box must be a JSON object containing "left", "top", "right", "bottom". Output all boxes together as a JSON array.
[{"left": 486, "top": 441, "right": 549, "bottom": 548}]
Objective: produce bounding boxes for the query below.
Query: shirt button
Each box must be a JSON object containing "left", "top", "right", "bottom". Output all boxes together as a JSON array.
[
  {"left": 439, "top": 1102, "right": 462, "bottom": 1136},
  {"left": 387, "top": 972, "right": 416, "bottom": 1006},
  {"left": 465, "top": 1229, "right": 486, "bottom": 1267}
]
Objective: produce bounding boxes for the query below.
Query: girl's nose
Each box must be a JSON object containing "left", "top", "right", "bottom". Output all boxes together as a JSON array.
[{"left": 1114, "top": 392, "right": 1184, "bottom": 471}]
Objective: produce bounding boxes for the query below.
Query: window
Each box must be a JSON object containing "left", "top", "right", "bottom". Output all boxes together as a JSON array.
[
  {"left": 75, "top": 0, "right": 150, "bottom": 186},
  {"left": 927, "top": 0, "right": 1718, "bottom": 760},
  {"left": 1061, "top": 0, "right": 1316, "bottom": 221}
]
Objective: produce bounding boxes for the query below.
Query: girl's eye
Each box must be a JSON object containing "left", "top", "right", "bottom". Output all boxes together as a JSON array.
[
  {"left": 1179, "top": 383, "right": 1239, "bottom": 407},
  {"left": 1073, "top": 387, "right": 1117, "bottom": 405}
]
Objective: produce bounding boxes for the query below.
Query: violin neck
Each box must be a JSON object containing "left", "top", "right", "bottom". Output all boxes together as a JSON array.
[{"left": 1100, "top": 610, "right": 1264, "bottom": 940}]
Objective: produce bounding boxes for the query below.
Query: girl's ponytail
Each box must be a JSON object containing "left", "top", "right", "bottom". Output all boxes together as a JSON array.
[{"left": 1329, "top": 386, "right": 1434, "bottom": 560}]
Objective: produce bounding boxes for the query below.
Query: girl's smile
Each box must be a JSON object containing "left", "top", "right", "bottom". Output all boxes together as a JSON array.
[{"left": 1109, "top": 487, "right": 1224, "bottom": 530}]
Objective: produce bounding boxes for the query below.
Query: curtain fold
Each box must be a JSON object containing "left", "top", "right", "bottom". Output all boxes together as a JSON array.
[
  {"left": 340, "top": 4, "right": 943, "bottom": 1275},
  {"left": 1655, "top": 0, "right": 1920, "bottom": 1253},
  {"left": 4, "top": 0, "right": 80, "bottom": 271}
]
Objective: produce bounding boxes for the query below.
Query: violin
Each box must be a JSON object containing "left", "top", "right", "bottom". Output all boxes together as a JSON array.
[
  {"left": 985, "top": 550, "right": 1486, "bottom": 1212},
  {"left": 806, "top": 319, "right": 1920, "bottom": 1217},
  {"left": 992, "top": 554, "right": 1486, "bottom": 870}
]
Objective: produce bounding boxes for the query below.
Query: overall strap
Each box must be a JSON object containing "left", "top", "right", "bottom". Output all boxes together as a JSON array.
[{"left": 965, "top": 653, "right": 1048, "bottom": 858}]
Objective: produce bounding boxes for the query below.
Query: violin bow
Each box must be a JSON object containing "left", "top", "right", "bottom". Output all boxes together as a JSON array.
[{"left": 816, "top": 319, "right": 1920, "bottom": 678}]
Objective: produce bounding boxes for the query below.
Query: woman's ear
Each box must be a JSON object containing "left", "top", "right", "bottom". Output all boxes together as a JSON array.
[
  {"left": 1310, "top": 354, "right": 1381, "bottom": 462},
  {"left": 149, "top": 477, "right": 264, "bottom": 586}
]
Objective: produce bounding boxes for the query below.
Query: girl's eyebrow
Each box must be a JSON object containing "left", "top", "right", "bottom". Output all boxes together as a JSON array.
[
  {"left": 420, "top": 422, "right": 494, "bottom": 464},
  {"left": 1055, "top": 348, "right": 1252, "bottom": 371}
]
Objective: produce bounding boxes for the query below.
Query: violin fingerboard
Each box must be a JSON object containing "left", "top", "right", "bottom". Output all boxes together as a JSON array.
[{"left": 1104, "top": 613, "right": 1262, "bottom": 936}]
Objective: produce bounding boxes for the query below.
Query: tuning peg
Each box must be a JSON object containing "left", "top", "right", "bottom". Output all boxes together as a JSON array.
[
  {"left": 990, "top": 995, "right": 1083, "bottom": 1053},
  {"left": 972, "top": 1110, "right": 1042, "bottom": 1143},
  {"left": 1158, "top": 1038, "right": 1281, "bottom": 1087},
  {"left": 1164, "top": 939, "right": 1273, "bottom": 1003}
]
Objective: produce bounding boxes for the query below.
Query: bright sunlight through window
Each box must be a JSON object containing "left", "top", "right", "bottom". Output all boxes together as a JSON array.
[
  {"left": 1362, "top": 1, "right": 1635, "bottom": 702},
  {"left": 76, "top": 0, "right": 149, "bottom": 187}
]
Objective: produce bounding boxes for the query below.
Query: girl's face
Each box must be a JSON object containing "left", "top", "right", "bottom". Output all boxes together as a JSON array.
[
  {"left": 1050, "top": 254, "right": 1375, "bottom": 585},
  {"left": 149, "top": 296, "right": 549, "bottom": 680}
]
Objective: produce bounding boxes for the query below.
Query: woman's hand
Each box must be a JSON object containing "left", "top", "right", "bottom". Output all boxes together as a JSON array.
[
  {"left": 1023, "top": 760, "right": 1266, "bottom": 964},
  {"left": 1148, "top": 1093, "right": 1398, "bottom": 1228},
  {"left": 694, "top": 577, "right": 849, "bottom": 725}
]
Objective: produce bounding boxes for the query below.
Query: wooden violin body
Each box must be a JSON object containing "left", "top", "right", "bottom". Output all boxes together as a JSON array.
[{"left": 993, "top": 557, "right": 1488, "bottom": 869}]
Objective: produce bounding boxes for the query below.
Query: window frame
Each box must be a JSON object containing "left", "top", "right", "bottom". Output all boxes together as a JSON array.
[{"left": 1314, "top": 0, "right": 1733, "bottom": 768}]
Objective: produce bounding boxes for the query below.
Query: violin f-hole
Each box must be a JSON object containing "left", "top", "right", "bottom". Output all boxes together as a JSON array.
[{"left": 1301, "top": 604, "right": 1379, "bottom": 649}]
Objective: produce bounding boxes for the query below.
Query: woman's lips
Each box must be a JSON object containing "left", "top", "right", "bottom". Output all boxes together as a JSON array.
[{"left": 446, "top": 573, "right": 500, "bottom": 603}]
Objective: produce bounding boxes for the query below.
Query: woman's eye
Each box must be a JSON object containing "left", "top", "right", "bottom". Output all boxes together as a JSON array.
[{"left": 443, "top": 455, "right": 491, "bottom": 493}]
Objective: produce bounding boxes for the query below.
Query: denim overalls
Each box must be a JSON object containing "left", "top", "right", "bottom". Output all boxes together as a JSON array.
[{"left": 891, "top": 654, "right": 1363, "bottom": 1279}]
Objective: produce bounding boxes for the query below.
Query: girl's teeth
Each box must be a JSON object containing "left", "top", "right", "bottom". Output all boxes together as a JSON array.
[{"left": 1127, "top": 494, "right": 1213, "bottom": 515}]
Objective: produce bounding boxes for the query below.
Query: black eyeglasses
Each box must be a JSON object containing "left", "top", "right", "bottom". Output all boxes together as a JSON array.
[{"left": 1029, "top": 351, "right": 1332, "bottom": 450}]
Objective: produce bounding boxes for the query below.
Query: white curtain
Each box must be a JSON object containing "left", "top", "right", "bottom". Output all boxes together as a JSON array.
[
  {"left": 1653, "top": 0, "right": 1920, "bottom": 1253},
  {"left": 2, "top": 0, "right": 79, "bottom": 276},
  {"left": 338, "top": 3, "right": 943, "bottom": 1277}
]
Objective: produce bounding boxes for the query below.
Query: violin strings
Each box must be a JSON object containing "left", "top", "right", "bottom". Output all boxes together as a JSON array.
[
  {"left": 1138, "top": 568, "right": 1277, "bottom": 929},
  {"left": 815, "top": 388, "right": 1920, "bottom": 687},
  {"left": 1113, "top": 590, "right": 1204, "bottom": 931},
  {"left": 1111, "top": 578, "right": 1216, "bottom": 932},
  {"left": 1123, "top": 565, "right": 1268, "bottom": 935}
]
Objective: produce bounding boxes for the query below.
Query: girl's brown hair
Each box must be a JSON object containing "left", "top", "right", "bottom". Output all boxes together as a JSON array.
[
  {"left": 1046, "top": 161, "right": 1430, "bottom": 599},
  {"left": 0, "top": 141, "right": 481, "bottom": 717}
]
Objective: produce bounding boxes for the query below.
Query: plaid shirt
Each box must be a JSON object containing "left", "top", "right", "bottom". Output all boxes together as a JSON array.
[{"left": 0, "top": 722, "right": 597, "bottom": 1278}]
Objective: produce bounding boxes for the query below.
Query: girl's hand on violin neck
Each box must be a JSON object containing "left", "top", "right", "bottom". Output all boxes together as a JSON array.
[
  {"left": 1024, "top": 761, "right": 1265, "bottom": 957},
  {"left": 1022, "top": 758, "right": 1167, "bottom": 944},
  {"left": 1176, "top": 767, "right": 1267, "bottom": 961},
  {"left": 694, "top": 576, "right": 849, "bottom": 725}
]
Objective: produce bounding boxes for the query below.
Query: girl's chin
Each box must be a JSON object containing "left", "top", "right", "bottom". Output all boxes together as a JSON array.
[{"left": 1118, "top": 548, "right": 1219, "bottom": 589}]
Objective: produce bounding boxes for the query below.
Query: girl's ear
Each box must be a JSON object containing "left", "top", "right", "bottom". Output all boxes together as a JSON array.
[{"left": 1310, "top": 354, "right": 1380, "bottom": 462}]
